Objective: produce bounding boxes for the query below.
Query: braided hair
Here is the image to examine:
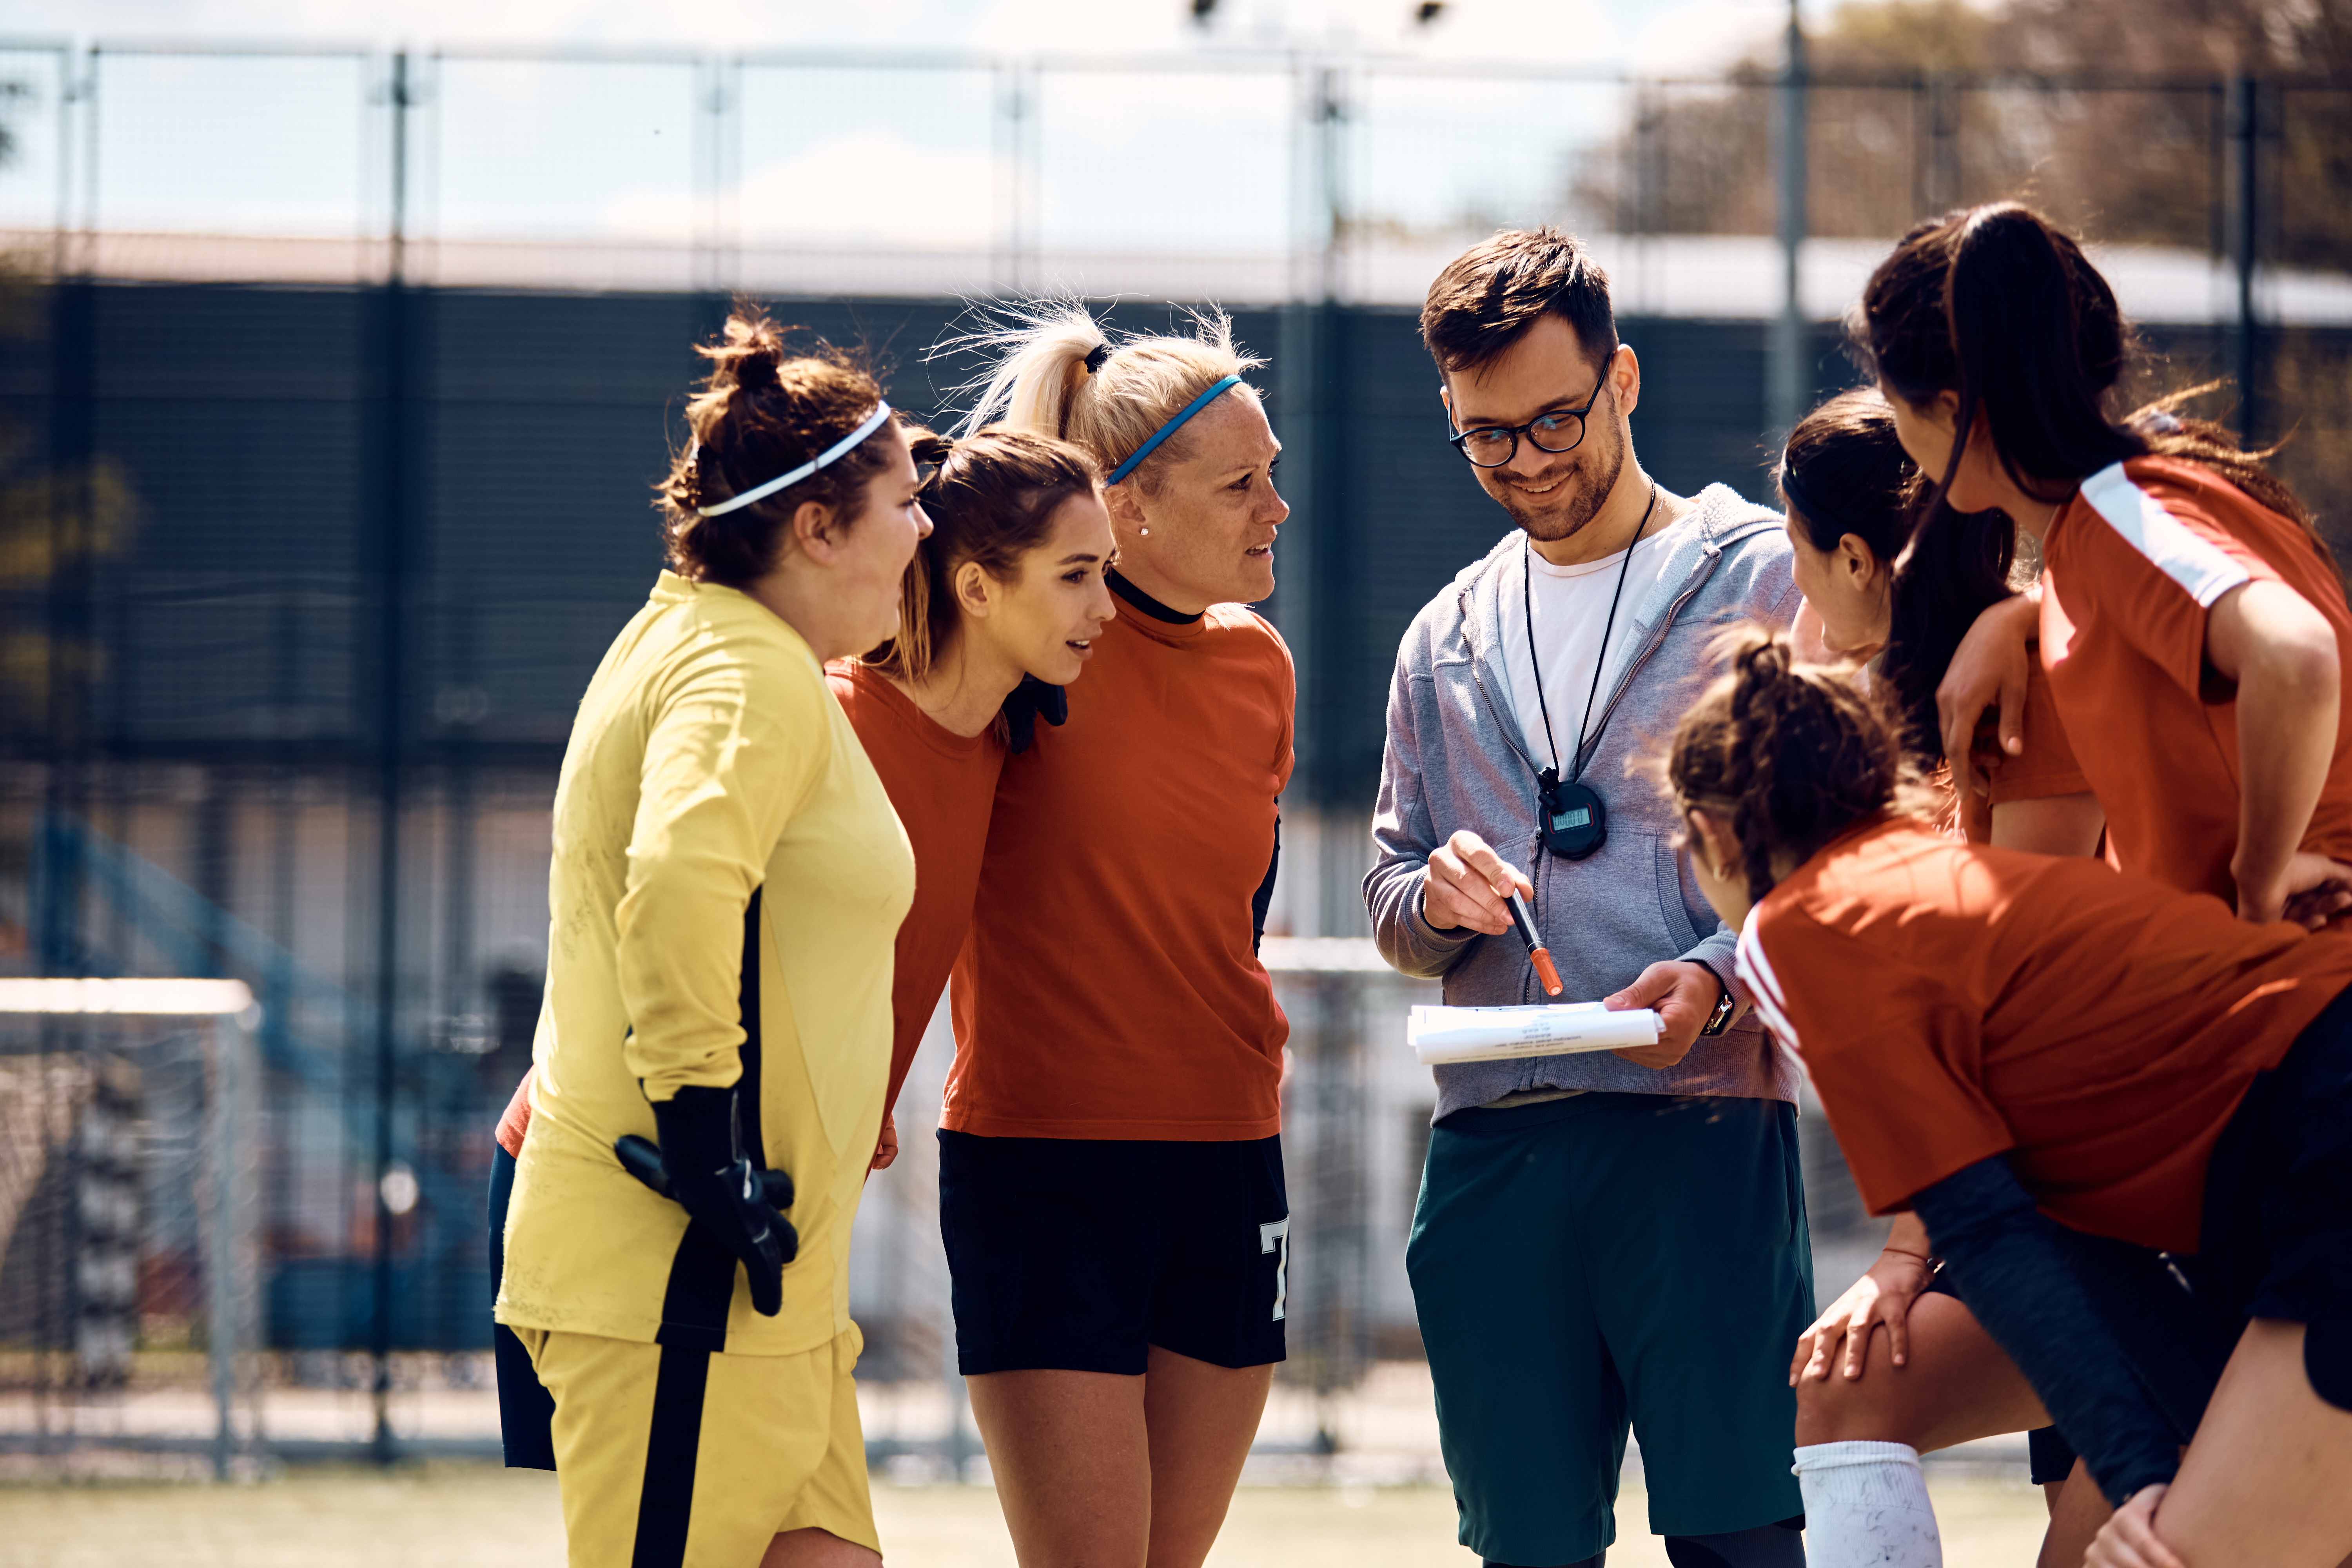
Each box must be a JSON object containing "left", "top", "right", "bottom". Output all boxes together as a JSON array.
[{"left": 1667, "top": 624, "right": 1918, "bottom": 903}]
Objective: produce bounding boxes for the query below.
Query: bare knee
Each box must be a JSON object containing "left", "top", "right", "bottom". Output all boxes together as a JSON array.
[
  {"left": 1792, "top": 1341, "right": 1918, "bottom": 1447},
  {"left": 760, "top": 1528, "right": 880, "bottom": 1568},
  {"left": 1795, "top": 1365, "right": 1885, "bottom": 1446}
]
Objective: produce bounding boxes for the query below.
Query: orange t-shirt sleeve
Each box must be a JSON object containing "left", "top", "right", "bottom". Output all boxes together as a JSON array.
[
  {"left": 494, "top": 1068, "right": 533, "bottom": 1158},
  {"left": 2069, "top": 463, "right": 2265, "bottom": 699},
  {"left": 1980, "top": 654, "right": 2092, "bottom": 806},
  {"left": 1751, "top": 905, "right": 2013, "bottom": 1215}
]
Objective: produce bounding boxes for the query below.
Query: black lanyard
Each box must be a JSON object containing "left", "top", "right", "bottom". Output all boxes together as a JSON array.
[{"left": 1523, "top": 480, "right": 1657, "bottom": 860}]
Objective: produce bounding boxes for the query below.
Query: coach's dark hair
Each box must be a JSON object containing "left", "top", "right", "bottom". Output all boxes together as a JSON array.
[
  {"left": 1779, "top": 388, "right": 2014, "bottom": 764},
  {"left": 1420, "top": 227, "right": 1619, "bottom": 377},
  {"left": 1855, "top": 202, "right": 2323, "bottom": 552},
  {"left": 1668, "top": 625, "right": 1915, "bottom": 904},
  {"left": 863, "top": 426, "right": 1100, "bottom": 684},
  {"left": 655, "top": 301, "right": 901, "bottom": 588}
]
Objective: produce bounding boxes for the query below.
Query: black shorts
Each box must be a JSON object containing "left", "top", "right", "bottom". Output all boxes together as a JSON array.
[
  {"left": 938, "top": 1129, "right": 1289, "bottom": 1376},
  {"left": 488, "top": 1142, "right": 558, "bottom": 1470},
  {"left": 2196, "top": 980, "right": 2352, "bottom": 1410}
]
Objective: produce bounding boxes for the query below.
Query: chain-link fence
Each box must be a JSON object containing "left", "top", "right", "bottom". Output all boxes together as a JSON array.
[{"left": 1, "top": 38, "right": 2347, "bottom": 1474}]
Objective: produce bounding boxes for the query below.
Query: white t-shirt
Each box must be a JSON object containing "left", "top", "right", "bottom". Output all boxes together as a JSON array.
[{"left": 1500, "top": 529, "right": 1679, "bottom": 778}]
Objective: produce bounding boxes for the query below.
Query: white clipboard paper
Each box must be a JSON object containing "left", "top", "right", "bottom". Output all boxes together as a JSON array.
[{"left": 1408, "top": 1002, "right": 1662, "bottom": 1065}]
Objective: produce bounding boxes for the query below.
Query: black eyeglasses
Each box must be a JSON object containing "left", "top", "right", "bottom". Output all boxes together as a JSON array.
[{"left": 1445, "top": 356, "right": 1618, "bottom": 468}]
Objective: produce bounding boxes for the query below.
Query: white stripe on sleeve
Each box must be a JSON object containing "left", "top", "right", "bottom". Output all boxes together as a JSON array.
[
  {"left": 2078, "top": 461, "right": 2252, "bottom": 609},
  {"left": 1735, "top": 923, "right": 1801, "bottom": 1050},
  {"left": 1737, "top": 919, "right": 1790, "bottom": 1011}
]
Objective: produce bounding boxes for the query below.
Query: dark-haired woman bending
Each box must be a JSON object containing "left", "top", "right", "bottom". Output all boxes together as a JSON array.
[
  {"left": 1775, "top": 387, "right": 2115, "bottom": 1564},
  {"left": 1857, "top": 201, "right": 2352, "bottom": 929},
  {"left": 1662, "top": 626, "right": 2352, "bottom": 1568}
]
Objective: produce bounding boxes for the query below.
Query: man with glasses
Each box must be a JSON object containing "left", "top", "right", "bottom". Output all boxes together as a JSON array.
[{"left": 1364, "top": 228, "right": 1811, "bottom": 1568}]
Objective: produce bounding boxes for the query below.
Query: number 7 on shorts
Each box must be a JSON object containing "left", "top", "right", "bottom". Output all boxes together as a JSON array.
[{"left": 1260, "top": 1218, "right": 1290, "bottom": 1322}]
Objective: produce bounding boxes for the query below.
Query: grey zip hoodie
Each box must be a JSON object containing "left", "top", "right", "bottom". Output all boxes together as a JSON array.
[{"left": 1364, "top": 484, "right": 1803, "bottom": 1121}]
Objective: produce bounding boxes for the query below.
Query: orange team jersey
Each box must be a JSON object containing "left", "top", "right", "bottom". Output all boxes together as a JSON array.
[
  {"left": 1949, "top": 645, "right": 2092, "bottom": 843},
  {"left": 1736, "top": 813, "right": 2352, "bottom": 1254},
  {"left": 495, "top": 1069, "right": 532, "bottom": 1158},
  {"left": 823, "top": 660, "right": 1007, "bottom": 1115},
  {"left": 2040, "top": 454, "right": 2352, "bottom": 902},
  {"left": 947, "top": 596, "right": 1295, "bottom": 1140},
  {"left": 493, "top": 661, "right": 1005, "bottom": 1160}
]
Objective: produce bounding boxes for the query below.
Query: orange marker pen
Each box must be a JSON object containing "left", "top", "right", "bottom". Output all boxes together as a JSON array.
[{"left": 1505, "top": 889, "right": 1565, "bottom": 998}]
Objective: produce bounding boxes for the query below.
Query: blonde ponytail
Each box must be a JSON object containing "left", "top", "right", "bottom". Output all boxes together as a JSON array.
[{"left": 947, "top": 301, "right": 1266, "bottom": 491}]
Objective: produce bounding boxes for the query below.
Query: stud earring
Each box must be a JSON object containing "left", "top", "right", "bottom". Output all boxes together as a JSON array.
[{"left": 1138, "top": 526, "right": 1150, "bottom": 536}]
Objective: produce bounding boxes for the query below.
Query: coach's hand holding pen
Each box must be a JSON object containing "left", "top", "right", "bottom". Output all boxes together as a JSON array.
[
  {"left": 1422, "top": 829, "right": 1565, "bottom": 998},
  {"left": 1504, "top": 889, "right": 1566, "bottom": 997}
]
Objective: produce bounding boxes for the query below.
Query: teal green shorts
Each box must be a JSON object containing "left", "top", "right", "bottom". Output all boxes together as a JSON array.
[{"left": 1406, "top": 1092, "right": 1813, "bottom": 1565}]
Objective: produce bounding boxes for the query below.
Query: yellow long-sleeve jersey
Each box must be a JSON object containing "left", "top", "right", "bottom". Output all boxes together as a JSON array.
[{"left": 496, "top": 572, "right": 913, "bottom": 1357}]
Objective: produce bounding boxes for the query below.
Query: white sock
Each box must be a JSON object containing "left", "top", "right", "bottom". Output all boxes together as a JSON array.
[{"left": 1791, "top": 1440, "right": 1944, "bottom": 1568}]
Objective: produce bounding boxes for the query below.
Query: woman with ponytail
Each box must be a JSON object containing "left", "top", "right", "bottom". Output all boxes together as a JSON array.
[
  {"left": 1781, "top": 386, "right": 2103, "bottom": 849},
  {"left": 492, "top": 303, "right": 927, "bottom": 1566},
  {"left": 827, "top": 426, "right": 1116, "bottom": 1169},
  {"left": 1777, "top": 388, "right": 2115, "bottom": 1561},
  {"left": 1667, "top": 624, "right": 2352, "bottom": 1568},
  {"left": 1857, "top": 202, "right": 2352, "bottom": 929},
  {"left": 935, "top": 304, "right": 1293, "bottom": 1568}
]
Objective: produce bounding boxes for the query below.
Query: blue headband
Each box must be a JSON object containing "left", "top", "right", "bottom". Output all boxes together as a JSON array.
[{"left": 1104, "top": 375, "right": 1243, "bottom": 485}]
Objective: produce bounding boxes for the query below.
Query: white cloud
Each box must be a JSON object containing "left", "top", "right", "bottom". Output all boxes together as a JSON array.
[
  {"left": 603, "top": 129, "right": 1005, "bottom": 248},
  {"left": 1621, "top": 0, "right": 1793, "bottom": 74}
]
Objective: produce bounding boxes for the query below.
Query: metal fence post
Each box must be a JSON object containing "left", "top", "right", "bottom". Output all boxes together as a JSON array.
[
  {"left": 994, "top": 59, "right": 1033, "bottom": 296},
  {"left": 207, "top": 1015, "right": 243, "bottom": 1480},
  {"left": 2229, "top": 74, "right": 2261, "bottom": 445},
  {"left": 369, "top": 49, "right": 415, "bottom": 1465},
  {"left": 1768, "top": 2, "right": 1809, "bottom": 441}
]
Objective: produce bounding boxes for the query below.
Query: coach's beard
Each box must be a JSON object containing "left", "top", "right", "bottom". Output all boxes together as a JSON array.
[{"left": 1499, "top": 439, "right": 1626, "bottom": 547}]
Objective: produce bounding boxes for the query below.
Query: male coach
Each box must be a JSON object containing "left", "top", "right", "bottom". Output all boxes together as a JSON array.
[{"left": 1365, "top": 229, "right": 1811, "bottom": 1568}]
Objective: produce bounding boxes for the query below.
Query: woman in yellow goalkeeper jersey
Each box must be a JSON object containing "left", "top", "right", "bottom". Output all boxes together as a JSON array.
[{"left": 494, "top": 303, "right": 925, "bottom": 1568}]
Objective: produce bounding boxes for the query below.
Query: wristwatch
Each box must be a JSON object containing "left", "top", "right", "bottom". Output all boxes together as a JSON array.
[{"left": 1698, "top": 968, "right": 1737, "bottom": 1036}]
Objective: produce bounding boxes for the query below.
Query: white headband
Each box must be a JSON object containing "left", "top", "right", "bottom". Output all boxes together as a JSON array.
[{"left": 693, "top": 401, "right": 895, "bottom": 518}]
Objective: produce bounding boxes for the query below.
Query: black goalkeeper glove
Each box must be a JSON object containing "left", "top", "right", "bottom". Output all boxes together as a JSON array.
[
  {"left": 1001, "top": 675, "right": 1068, "bottom": 755},
  {"left": 613, "top": 1085, "right": 798, "bottom": 1317}
]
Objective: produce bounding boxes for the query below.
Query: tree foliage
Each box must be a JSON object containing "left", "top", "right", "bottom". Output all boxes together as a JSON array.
[{"left": 1572, "top": 0, "right": 2352, "bottom": 268}]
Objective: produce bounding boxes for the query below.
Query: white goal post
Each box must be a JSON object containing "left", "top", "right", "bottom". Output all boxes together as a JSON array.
[{"left": 0, "top": 979, "right": 260, "bottom": 1480}]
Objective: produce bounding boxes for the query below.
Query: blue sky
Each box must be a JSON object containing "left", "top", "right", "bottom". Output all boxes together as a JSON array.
[{"left": 0, "top": 1, "right": 1842, "bottom": 255}]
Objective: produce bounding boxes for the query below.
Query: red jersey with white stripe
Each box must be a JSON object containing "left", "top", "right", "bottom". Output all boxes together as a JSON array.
[
  {"left": 1734, "top": 814, "right": 2352, "bottom": 1251},
  {"left": 2040, "top": 455, "right": 2352, "bottom": 903}
]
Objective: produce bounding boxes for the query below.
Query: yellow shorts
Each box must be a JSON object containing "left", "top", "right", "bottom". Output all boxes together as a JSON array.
[{"left": 517, "top": 1324, "right": 876, "bottom": 1568}]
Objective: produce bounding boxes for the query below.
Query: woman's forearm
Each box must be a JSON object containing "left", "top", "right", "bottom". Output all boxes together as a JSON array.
[
  {"left": 1936, "top": 589, "right": 2042, "bottom": 774},
  {"left": 2235, "top": 666, "right": 2337, "bottom": 917},
  {"left": 1911, "top": 1158, "right": 2182, "bottom": 1506},
  {"left": 2213, "top": 581, "right": 2341, "bottom": 919},
  {"left": 1884, "top": 1210, "right": 1933, "bottom": 1260}
]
